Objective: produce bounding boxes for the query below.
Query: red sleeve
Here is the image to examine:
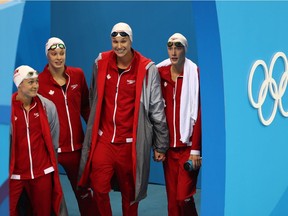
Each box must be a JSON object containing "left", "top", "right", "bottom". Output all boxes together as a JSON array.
[{"left": 190, "top": 106, "right": 202, "bottom": 152}]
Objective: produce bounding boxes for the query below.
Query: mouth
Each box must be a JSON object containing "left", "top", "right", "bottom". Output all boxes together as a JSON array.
[
  {"left": 55, "top": 61, "right": 63, "bottom": 65},
  {"left": 115, "top": 49, "right": 125, "bottom": 54}
]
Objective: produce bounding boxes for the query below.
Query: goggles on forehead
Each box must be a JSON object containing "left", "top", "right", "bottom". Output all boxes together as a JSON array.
[
  {"left": 111, "top": 31, "right": 129, "bottom": 37},
  {"left": 167, "top": 41, "right": 184, "bottom": 48},
  {"left": 48, "top": 43, "right": 66, "bottom": 51},
  {"left": 26, "top": 71, "right": 38, "bottom": 77}
]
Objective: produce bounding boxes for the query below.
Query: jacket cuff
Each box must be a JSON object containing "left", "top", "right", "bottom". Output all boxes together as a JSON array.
[{"left": 190, "top": 150, "right": 200, "bottom": 155}]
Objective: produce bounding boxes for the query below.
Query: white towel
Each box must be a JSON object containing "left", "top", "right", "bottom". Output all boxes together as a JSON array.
[{"left": 157, "top": 58, "right": 199, "bottom": 144}]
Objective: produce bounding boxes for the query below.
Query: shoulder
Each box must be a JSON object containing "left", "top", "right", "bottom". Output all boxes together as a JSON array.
[
  {"left": 65, "top": 66, "right": 86, "bottom": 82},
  {"left": 157, "top": 65, "right": 170, "bottom": 77},
  {"left": 185, "top": 58, "right": 198, "bottom": 71},
  {"left": 66, "top": 66, "right": 84, "bottom": 74},
  {"left": 95, "top": 51, "right": 113, "bottom": 64},
  {"left": 134, "top": 50, "right": 152, "bottom": 67},
  {"left": 38, "top": 65, "right": 50, "bottom": 79},
  {"left": 37, "top": 94, "right": 56, "bottom": 110}
]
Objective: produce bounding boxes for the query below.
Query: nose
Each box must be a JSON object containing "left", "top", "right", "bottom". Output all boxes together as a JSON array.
[
  {"left": 34, "top": 81, "right": 39, "bottom": 87},
  {"left": 172, "top": 47, "right": 177, "bottom": 55},
  {"left": 117, "top": 43, "right": 122, "bottom": 49},
  {"left": 56, "top": 53, "right": 63, "bottom": 59}
]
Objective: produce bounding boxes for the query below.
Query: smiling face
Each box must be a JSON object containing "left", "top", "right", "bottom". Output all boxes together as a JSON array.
[
  {"left": 111, "top": 35, "right": 132, "bottom": 58},
  {"left": 18, "top": 77, "right": 39, "bottom": 99}
]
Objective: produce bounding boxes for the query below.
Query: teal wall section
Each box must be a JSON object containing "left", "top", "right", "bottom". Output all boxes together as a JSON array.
[
  {"left": 0, "top": 1, "right": 25, "bottom": 215},
  {"left": 15, "top": 1, "right": 51, "bottom": 71},
  {"left": 0, "top": 1, "right": 50, "bottom": 215},
  {"left": 192, "top": 1, "right": 225, "bottom": 215}
]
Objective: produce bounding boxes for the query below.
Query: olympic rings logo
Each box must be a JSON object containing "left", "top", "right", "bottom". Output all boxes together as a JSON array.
[{"left": 248, "top": 52, "right": 288, "bottom": 126}]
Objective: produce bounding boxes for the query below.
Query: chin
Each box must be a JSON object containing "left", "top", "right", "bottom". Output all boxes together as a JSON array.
[
  {"left": 115, "top": 50, "right": 127, "bottom": 57},
  {"left": 52, "top": 62, "right": 63, "bottom": 68},
  {"left": 32, "top": 91, "right": 38, "bottom": 95}
]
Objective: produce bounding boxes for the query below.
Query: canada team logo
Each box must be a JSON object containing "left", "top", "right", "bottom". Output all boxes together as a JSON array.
[
  {"left": 248, "top": 52, "right": 288, "bottom": 126},
  {"left": 49, "top": 90, "right": 55, "bottom": 95}
]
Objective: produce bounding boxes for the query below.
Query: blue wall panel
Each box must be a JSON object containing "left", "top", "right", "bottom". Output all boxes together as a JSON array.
[
  {"left": 50, "top": 1, "right": 198, "bottom": 185},
  {"left": 216, "top": 1, "right": 288, "bottom": 215},
  {"left": 192, "top": 1, "right": 225, "bottom": 215},
  {"left": 4, "top": 1, "right": 288, "bottom": 215},
  {"left": 0, "top": 1, "right": 50, "bottom": 215},
  {"left": 15, "top": 1, "right": 51, "bottom": 72},
  {"left": 0, "top": 1, "right": 25, "bottom": 215},
  {"left": 50, "top": 1, "right": 197, "bottom": 85}
]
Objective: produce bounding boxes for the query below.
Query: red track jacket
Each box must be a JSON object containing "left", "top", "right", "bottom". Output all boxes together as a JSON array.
[
  {"left": 158, "top": 65, "right": 201, "bottom": 153},
  {"left": 10, "top": 93, "right": 66, "bottom": 215},
  {"left": 38, "top": 65, "right": 90, "bottom": 153}
]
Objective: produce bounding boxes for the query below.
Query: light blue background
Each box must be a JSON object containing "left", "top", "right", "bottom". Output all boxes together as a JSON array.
[
  {"left": 0, "top": 1, "right": 49, "bottom": 215},
  {"left": 0, "top": 2, "right": 25, "bottom": 215},
  {"left": 2, "top": 1, "right": 288, "bottom": 216},
  {"left": 216, "top": 1, "right": 288, "bottom": 215}
]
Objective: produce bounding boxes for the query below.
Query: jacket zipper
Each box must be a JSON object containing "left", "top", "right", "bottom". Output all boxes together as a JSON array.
[
  {"left": 61, "top": 74, "right": 74, "bottom": 151},
  {"left": 173, "top": 78, "right": 178, "bottom": 148},
  {"left": 111, "top": 69, "right": 130, "bottom": 143},
  {"left": 23, "top": 102, "right": 37, "bottom": 179}
]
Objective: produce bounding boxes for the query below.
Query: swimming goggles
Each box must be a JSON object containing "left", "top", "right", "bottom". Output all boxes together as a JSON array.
[
  {"left": 111, "top": 32, "right": 129, "bottom": 37},
  {"left": 48, "top": 43, "right": 66, "bottom": 51},
  {"left": 167, "top": 41, "right": 184, "bottom": 47}
]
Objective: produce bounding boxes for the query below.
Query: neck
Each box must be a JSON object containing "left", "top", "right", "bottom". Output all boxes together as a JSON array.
[
  {"left": 48, "top": 64, "right": 67, "bottom": 86},
  {"left": 170, "top": 64, "right": 184, "bottom": 82},
  {"left": 48, "top": 64, "right": 65, "bottom": 77},
  {"left": 117, "top": 50, "right": 134, "bottom": 69},
  {"left": 171, "top": 64, "right": 184, "bottom": 75},
  {"left": 16, "top": 92, "right": 33, "bottom": 110}
]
